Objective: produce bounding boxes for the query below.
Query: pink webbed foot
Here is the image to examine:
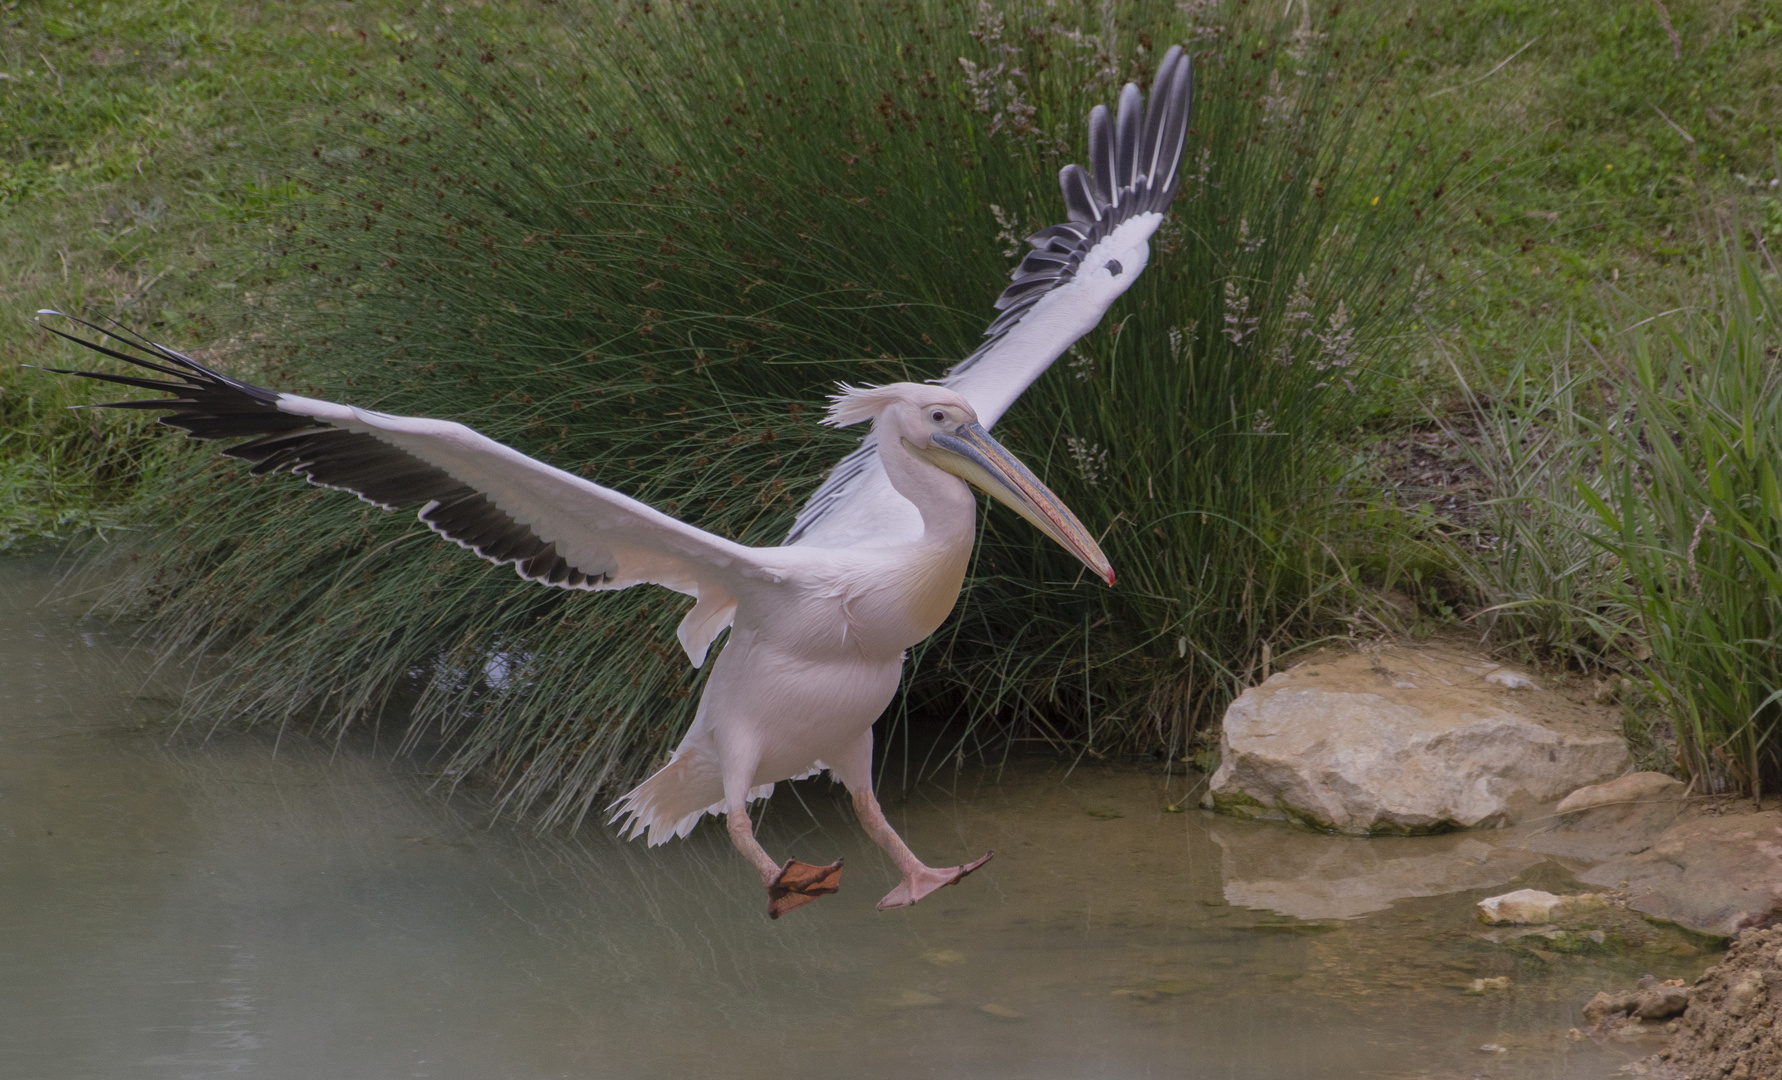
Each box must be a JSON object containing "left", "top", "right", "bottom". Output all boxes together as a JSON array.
[
  {"left": 767, "top": 857, "right": 843, "bottom": 919},
  {"left": 875, "top": 851, "right": 994, "bottom": 911}
]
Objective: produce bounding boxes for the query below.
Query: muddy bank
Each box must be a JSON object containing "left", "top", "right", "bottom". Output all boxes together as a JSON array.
[{"left": 1640, "top": 925, "right": 1781, "bottom": 1079}]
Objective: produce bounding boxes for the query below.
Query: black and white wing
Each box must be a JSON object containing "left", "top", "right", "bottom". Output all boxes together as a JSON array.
[
  {"left": 37, "top": 313, "right": 766, "bottom": 667},
  {"left": 788, "top": 45, "right": 1194, "bottom": 549}
]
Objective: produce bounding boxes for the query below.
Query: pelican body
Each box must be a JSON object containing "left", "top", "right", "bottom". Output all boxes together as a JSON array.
[{"left": 612, "top": 385, "right": 1112, "bottom": 913}]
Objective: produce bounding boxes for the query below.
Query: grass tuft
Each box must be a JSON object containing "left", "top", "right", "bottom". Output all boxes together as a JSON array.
[{"left": 1577, "top": 246, "right": 1782, "bottom": 798}]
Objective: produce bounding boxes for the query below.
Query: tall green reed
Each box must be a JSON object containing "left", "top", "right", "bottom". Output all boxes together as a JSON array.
[
  {"left": 74, "top": 0, "right": 1457, "bottom": 826},
  {"left": 1577, "top": 248, "right": 1782, "bottom": 799},
  {"left": 1439, "top": 346, "right": 1636, "bottom": 667}
]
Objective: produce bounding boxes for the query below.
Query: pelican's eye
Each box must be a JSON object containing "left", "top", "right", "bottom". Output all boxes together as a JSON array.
[
  {"left": 931, "top": 409, "right": 946, "bottom": 423},
  {"left": 1105, "top": 259, "right": 1124, "bottom": 276}
]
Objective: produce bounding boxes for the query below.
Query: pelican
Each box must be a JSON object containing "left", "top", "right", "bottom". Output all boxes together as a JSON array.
[{"left": 39, "top": 45, "right": 1193, "bottom": 917}]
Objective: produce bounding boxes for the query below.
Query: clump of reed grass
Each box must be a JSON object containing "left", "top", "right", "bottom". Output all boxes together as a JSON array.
[
  {"left": 74, "top": 0, "right": 1458, "bottom": 826},
  {"left": 1577, "top": 247, "right": 1782, "bottom": 799},
  {"left": 1448, "top": 243, "right": 1782, "bottom": 800},
  {"left": 1439, "top": 347, "right": 1635, "bottom": 667}
]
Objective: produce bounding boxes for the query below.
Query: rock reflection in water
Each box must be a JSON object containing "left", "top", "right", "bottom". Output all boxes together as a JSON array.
[
  {"left": 1213, "top": 821, "right": 1546, "bottom": 921},
  {"left": 0, "top": 558, "right": 1684, "bottom": 1078}
]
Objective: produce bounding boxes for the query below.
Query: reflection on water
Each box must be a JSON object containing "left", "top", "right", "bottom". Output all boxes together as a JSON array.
[{"left": 0, "top": 558, "right": 1706, "bottom": 1078}]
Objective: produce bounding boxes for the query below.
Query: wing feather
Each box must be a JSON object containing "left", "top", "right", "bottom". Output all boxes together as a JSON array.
[
  {"left": 1058, "top": 163, "right": 1102, "bottom": 225},
  {"left": 1086, "top": 105, "right": 1115, "bottom": 210},
  {"left": 1148, "top": 51, "right": 1195, "bottom": 209},
  {"left": 37, "top": 313, "right": 765, "bottom": 667},
  {"left": 1114, "top": 83, "right": 1143, "bottom": 198},
  {"left": 788, "top": 45, "right": 1195, "bottom": 548}
]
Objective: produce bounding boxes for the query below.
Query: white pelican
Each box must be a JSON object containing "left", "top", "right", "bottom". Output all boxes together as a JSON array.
[{"left": 39, "top": 45, "right": 1193, "bottom": 918}]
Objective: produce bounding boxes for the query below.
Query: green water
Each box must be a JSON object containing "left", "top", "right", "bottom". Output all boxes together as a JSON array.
[{"left": 0, "top": 558, "right": 1704, "bottom": 1079}]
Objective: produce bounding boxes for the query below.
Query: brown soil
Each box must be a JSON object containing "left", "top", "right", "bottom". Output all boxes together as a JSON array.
[
  {"left": 1372, "top": 418, "right": 1492, "bottom": 535},
  {"left": 1644, "top": 925, "right": 1781, "bottom": 1079}
]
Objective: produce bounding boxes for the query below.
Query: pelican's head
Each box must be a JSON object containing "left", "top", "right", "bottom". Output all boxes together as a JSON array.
[{"left": 824, "top": 383, "right": 1115, "bottom": 586}]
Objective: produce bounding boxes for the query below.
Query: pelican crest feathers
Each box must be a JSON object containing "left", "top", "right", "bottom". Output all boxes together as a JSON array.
[{"left": 821, "top": 383, "right": 920, "bottom": 428}]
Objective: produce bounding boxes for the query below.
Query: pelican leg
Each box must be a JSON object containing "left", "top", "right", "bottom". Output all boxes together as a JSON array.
[
  {"left": 725, "top": 802, "right": 841, "bottom": 920},
  {"left": 850, "top": 789, "right": 993, "bottom": 911}
]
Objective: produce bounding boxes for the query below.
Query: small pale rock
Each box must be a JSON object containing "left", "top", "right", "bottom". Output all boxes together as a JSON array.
[
  {"left": 1209, "top": 647, "right": 1628, "bottom": 834},
  {"left": 1479, "top": 1043, "right": 1508, "bottom": 1054},
  {"left": 1477, "top": 888, "right": 1608, "bottom": 925},
  {"left": 1556, "top": 772, "right": 1685, "bottom": 815},
  {"left": 1486, "top": 669, "right": 1537, "bottom": 689},
  {"left": 978, "top": 1003, "right": 1024, "bottom": 1020},
  {"left": 1633, "top": 984, "right": 1690, "bottom": 1019},
  {"left": 1480, "top": 889, "right": 1565, "bottom": 924},
  {"left": 1584, "top": 991, "right": 1638, "bottom": 1023},
  {"left": 1467, "top": 976, "right": 1512, "bottom": 994}
]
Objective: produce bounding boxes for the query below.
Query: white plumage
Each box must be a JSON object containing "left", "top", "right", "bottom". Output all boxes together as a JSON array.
[{"left": 40, "top": 46, "right": 1192, "bottom": 918}]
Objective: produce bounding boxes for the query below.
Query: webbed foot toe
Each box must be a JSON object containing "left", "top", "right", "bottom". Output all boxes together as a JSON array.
[
  {"left": 876, "top": 851, "right": 994, "bottom": 911},
  {"left": 767, "top": 857, "right": 843, "bottom": 919}
]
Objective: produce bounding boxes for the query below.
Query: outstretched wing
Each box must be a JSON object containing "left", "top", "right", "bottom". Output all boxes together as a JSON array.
[
  {"left": 37, "top": 313, "right": 765, "bottom": 667},
  {"left": 788, "top": 45, "right": 1194, "bottom": 549}
]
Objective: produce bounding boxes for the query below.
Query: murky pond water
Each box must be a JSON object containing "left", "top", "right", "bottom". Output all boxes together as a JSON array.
[{"left": 0, "top": 557, "right": 1710, "bottom": 1079}]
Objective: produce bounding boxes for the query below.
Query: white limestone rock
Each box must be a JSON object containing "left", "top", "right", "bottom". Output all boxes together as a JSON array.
[
  {"left": 1476, "top": 888, "right": 1608, "bottom": 924},
  {"left": 1208, "top": 646, "right": 1629, "bottom": 835},
  {"left": 1477, "top": 888, "right": 1563, "bottom": 924},
  {"left": 1555, "top": 771, "right": 1685, "bottom": 815}
]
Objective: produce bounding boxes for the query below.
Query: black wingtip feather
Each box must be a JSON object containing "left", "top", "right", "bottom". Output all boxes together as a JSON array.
[
  {"left": 39, "top": 312, "right": 613, "bottom": 594},
  {"left": 1087, "top": 105, "right": 1115, "bottom": 209},
  {"left": 1114, "top": 83, "right": 1143, "bottom": 197}
]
